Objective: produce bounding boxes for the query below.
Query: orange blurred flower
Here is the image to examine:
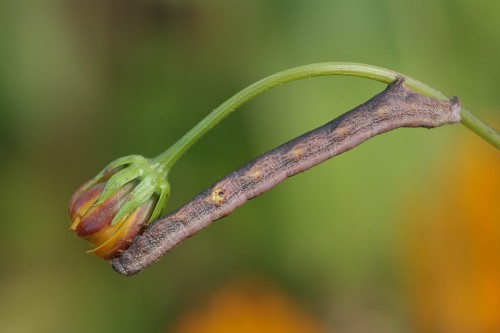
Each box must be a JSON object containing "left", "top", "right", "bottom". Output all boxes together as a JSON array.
[
  {"left": 400, "top": 135, "right": 500, "bottom": 333},
  {"left": 170, "top": 280, "right": 327, "bottom": 333}
]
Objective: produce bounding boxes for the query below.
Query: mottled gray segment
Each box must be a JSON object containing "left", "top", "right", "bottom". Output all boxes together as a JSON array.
[{"left": 111, "top": 78, "right": 461, "bottom": 276}]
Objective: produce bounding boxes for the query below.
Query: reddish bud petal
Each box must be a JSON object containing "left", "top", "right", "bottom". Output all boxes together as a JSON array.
[
  {"left": 89, "top": 199, "right": 154, "bottom": 259},
  {"left": 69, "top": 182, "right": 106, "bottom": 230},
  {"left": 75, "top": 182, "right": 135, "bottom": 239}
]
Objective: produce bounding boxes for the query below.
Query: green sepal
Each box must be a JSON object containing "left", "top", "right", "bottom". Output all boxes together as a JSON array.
[
  {"left": 107, "top": 154, "right": 144, "bottom": 167},
  {"left": 149, "top": 181, "right": 170, "bottom": 222},
  {"left": 96, "top": 164, "right": 142, "bottom": 205},
  {"left": 96, "top": 154, "right": 145, "bottom": 179},
  {"left": 80, "top": 155, "right": 146, "bottom": 194},
  {"left": 111, "top": 176, "right": 157, "bottom": 226}
]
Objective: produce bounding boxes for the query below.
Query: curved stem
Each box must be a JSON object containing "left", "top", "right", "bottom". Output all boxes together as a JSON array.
[{"left": 154, "top": 62, "right": 499, "bottom": 168}]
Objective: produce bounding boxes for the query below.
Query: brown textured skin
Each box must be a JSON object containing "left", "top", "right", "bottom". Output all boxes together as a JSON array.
[{"left": 112, "top": 78, "right": 461, "bottom": 276}]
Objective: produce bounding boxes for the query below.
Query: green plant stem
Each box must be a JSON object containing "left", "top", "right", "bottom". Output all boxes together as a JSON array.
[
  {"left": 459, "top": 108, "right": 500, "bottom": 148},
  {"left": 154, "top": 62, "right": 499, "bottom": 168}
]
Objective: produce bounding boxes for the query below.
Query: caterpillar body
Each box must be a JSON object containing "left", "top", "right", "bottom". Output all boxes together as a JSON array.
[{"left": 112, "top": 77, "right": 461, "bottom": 276}]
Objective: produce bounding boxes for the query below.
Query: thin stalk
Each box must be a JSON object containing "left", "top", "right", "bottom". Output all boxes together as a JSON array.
[
  {"left": 460, "top": 108, "right": 500, "bottom": 148},
  {"left": 154, "top": 62, "right": 499, "bottom": 170}
]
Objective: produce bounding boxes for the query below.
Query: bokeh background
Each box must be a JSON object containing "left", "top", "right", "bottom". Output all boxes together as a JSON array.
[{"left": 0, "top": 1, "right": 499, "bottom": 332}]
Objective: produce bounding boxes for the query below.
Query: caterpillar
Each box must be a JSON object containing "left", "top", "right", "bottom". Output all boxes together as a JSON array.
[{"left": 112, "top": 77, "right": 461, "bottom": 276}]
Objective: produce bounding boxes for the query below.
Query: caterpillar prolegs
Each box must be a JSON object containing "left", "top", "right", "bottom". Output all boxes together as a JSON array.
[{"left": 112, "top": 77, "right": 461, "bottom": 276}]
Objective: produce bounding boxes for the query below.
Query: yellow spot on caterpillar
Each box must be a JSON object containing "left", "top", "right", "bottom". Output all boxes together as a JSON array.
[
  {"left": 335, "top": 127, "right": 349, "bottom": 137},
  {"left": 210, "top": 186, "right": 226, "bottom": 205},
  {"left": 377, "top": 108, "right": 387, "bottom": 117},
  {"left": 175, "top": 213, "right": 187, "bottom": 224},
  {"left": 248, "top": 167, "right": 263, "bottom": 181},
  {"left": 290, "top": 145, "right": 305, "bottom": 159}
]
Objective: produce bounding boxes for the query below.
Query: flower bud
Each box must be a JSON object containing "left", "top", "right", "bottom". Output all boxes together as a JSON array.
[{"left": 69, "top": 155, "right": 170, "bottom": 259}]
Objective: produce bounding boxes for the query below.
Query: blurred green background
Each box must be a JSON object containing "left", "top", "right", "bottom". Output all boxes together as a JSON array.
[{"left": 1, "top": 1, "right": 499, "bottom": 332}]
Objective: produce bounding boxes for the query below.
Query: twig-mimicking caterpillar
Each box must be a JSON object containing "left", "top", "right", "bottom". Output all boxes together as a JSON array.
[{"left": 112, "top": 77, "right": 461, "bottom": 276}]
